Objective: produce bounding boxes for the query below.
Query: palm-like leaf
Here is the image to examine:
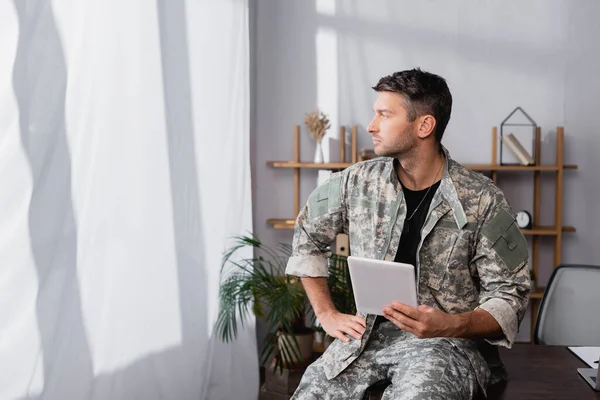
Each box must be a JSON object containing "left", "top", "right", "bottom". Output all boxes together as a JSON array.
[
  {"left": 327, "top": 254, "right": 356, "bottom": 316},
  {"left": 216, "top": 233, "right": 356, "bottom": 373},
  {"left": 216, "top": 234, "right": 311, "bottom": 372}
]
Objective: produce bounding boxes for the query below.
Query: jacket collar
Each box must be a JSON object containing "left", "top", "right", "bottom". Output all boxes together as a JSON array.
[
  {"left": 390, "top": 145, "right": 468, "bottom": 229},
  {"left": 438, "top": 146, "right": 468, "bottom": 229}
]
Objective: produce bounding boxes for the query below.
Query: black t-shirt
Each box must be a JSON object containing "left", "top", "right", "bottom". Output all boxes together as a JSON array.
[
  {"left": 394, "top": 179, "right": 441, "bottom": 267},
  {"left": 374, "top": 179, "right": 440, "bottom": 325}
]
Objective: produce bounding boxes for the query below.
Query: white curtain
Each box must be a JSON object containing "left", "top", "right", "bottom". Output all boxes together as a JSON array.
[{"left": 0, "top": 0, "right": 257, "bottom": 399}]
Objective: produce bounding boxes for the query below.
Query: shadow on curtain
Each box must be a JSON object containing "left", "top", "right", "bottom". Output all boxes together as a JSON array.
[
  {"left": 8, "top": 1, "right": 255, "bottom": 399},
  {"left": 12, "top": 1, "right": 94, "bottom": 397}
]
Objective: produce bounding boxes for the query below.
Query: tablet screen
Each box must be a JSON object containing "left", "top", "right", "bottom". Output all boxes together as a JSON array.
[{"left": 347, "top": 256, "right": 418, "bottom": 315}]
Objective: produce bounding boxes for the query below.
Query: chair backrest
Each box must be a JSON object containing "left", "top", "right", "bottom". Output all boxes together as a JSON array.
[{"left": 534, "top": 264, "right": 600, "bottom": 345}]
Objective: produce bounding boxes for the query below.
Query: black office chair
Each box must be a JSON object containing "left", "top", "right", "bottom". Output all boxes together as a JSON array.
[{"left": 534, "top": 264, "right": 600, "bottom": 345}]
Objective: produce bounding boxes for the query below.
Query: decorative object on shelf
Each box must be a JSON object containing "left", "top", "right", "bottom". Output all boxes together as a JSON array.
[
  {"left": 500, "top": 107, "right": 537, "bottom": 166},
  {"left": 516, "top": 210, "right": 533, "bottom": 229},
  {"left": 265, "top": 125, "right": 357, "bottom": 226},
  {"left": 304, "top": 109, "right": 330, "bottom": 163}
]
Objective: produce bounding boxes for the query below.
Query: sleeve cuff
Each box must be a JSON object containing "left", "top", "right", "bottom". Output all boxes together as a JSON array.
[
  {"left": 285, "top": 255, "right": 328, "bottom": 277},
  {"left": 477, "top": 298, "right": 518, "bottom": 348}
]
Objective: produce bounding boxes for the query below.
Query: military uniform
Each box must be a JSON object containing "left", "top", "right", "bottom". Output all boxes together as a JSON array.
[{"left": 285, "top": 149, "right": 531, "bottom": 399}]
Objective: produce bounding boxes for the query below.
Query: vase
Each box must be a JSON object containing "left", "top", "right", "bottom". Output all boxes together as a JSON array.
[{"left": 314, "top": 142, "right": 324, "bottom": 163}]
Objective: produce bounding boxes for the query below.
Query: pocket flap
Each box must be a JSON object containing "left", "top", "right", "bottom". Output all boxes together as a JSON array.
[{"left": 349, "top": 197, "right": 378, "bottom": 209}]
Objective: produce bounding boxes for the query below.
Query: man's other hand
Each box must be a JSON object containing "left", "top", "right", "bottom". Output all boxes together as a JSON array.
[
  {"left": 318, "top": 310, "right": 366, "bottom": 343},
  {"left": 383, "top": 302, "right": 460, "bottom": 338}
]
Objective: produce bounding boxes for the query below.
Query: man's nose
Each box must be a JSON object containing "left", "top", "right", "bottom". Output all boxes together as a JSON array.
[{"left": 367, "top": 118, "right": 377, "bottom": 134}]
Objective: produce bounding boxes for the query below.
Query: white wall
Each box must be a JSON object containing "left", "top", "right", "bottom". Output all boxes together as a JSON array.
[
  {"left": 563, "top": 1, "right": 600, "bottom": 268},
  {"left": 252, "top": 0, "right": 600, "bottom": 343}
]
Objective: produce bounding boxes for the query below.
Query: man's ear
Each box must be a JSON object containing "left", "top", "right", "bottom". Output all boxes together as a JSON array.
[{"left": 417, "top": 115, "right": 437, "bottom": 139}]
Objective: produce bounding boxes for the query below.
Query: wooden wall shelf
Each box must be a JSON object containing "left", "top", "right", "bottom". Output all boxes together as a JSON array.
[
  {"left": 266, "top": 162, "right": 578, "bottom": 171},
  {"left": 267, "top": 219, "right": 576, "bottom": 235},
  {"left": 465, "top": 164, "right": 578, "bottom": 171},
  {"left": 266, "top": 161, "right": 354, "bottom": 169},
  {"left": 522, "top": 226, "right": 576, "bottom": 235},
  {"left": 266, "top": 219, "right": 296, "bottom": 229},
  {"left": 266, "top": 125, "right": 577, "bottom": 343}
]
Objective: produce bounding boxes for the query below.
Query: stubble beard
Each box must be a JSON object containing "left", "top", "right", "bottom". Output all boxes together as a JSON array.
[{"left": 374, "top": 127, "right": 417, "bottom": 159}]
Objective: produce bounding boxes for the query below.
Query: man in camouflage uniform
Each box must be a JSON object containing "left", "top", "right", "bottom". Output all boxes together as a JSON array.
[{"left": 285, "top": 69, "right": 531, "bottom": 399}]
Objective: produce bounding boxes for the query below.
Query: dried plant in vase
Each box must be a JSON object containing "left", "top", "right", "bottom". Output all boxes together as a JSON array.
[{"left": 304, "top": 109, "right": 331, "bottom": 163}]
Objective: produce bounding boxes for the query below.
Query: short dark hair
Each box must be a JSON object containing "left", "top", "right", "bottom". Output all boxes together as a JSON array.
[{"left": 372, "top": 68, "right": 452, "bottom": 143}]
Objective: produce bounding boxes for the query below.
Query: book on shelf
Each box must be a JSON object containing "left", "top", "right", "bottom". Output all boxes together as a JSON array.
[{"left": 501, "top": 133, "right": 535, "bottom": 165}]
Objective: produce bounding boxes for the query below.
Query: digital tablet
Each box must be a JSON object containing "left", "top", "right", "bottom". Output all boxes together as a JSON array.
[{"left": 347, "top": 256, "right": 418, "bottom": 316}]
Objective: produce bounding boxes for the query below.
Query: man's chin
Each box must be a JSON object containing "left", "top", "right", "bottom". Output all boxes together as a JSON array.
[
  {"left": 373, "top": 144, "right": 401, "bottom": 158},
  {"left": 373, "top": 147, "right": 390, "bottom": 157},
  {"left": 372, "top": 144, "right": 383, "bottom": 157}
]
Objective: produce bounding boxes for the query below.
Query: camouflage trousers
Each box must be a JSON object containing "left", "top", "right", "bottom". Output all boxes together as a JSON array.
[{"left": 291, "top": 321, "right": 483, "bottom": 400}]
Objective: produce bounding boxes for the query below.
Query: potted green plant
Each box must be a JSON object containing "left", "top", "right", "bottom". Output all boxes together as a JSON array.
[
  {"left": 215, "top": 234, "right": 356, "bottom": 373},
  {"left": 215, "top": 234, "right": 314, "bottom": 372}
]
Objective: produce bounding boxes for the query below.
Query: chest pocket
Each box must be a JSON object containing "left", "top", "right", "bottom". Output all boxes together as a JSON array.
[
  {"left": 423, "top": 219, "right": 461, "bottom": 290},
  {"left": 348, "top": 197, "right": 378, "bottom": 256},
  {"left": 423, "top": 219, "right": 478, "bottom": 310}
]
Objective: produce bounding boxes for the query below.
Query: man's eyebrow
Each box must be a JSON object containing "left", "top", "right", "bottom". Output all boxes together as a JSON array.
[{"left": 373, "top": 108, "right": 394, "bottom": 114}]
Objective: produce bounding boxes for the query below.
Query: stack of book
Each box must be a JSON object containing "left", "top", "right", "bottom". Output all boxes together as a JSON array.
[{"left": 501, "top": 133, "right": 535, "bottom": 165}]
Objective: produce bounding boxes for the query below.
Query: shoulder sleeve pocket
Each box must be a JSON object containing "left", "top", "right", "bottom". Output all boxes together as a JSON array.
[{"left": 481, "top": 209, "right": 528, "bottom": 272}]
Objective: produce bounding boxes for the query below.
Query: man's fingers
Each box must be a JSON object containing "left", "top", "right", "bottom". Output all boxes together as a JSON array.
[
  {"left": 390, "top": 302, "right": 421, "bottom": 320},
  {"left": 335, "top": 330, "right": 351, "bottom": 342},
  {"left": 326, "top": 314, "right": 367, "bottom": 342},
  {"left": 351, "top": 315, "right": 367, "bottom": 328},
  {"left": 347, "top": 321, "right": 366, "bottom": 334},
  {"left": 341, "top": 325, "right": 363, "bottom": 340},
  {"left": 383, "top": 307, "right": 418, "bottom": 330}
]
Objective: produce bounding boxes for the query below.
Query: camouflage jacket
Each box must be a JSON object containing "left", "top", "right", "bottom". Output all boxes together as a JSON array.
[{"left": 285, "top": 149, "right": 531, "bottom": 389}]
